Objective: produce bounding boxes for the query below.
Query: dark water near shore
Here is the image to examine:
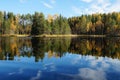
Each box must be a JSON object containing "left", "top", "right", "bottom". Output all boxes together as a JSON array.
[{"left": 0, "top": 37, "right": 120, "bottom": 80}]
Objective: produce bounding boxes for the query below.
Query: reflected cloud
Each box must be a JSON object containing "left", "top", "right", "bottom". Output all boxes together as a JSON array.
[
  {"left": 69, "top": 54, "right": 120, "bottom": 80},
  {"left": 43, "top": 63, "right": 56, "bottom": 71},
  {"left": 71, "top": 55, "right": 109, "bottom": 69},
  {"left": 50, "top": 65, "right": 56, "bottom": 71},
  {"left": 30, "top": 70, "right": 41, "bottom": 80},
  {"left": 70, "top": 55, "right": 120, "bottom": 80},
  {"left": 18, "top": 68, "right": 24, "bottom": 74},
  {"left": 73, "top": 55, "right": 111, "bottom": 70},
  {"left": 71, "top": 55, "right": 82, "bottom": 64},
  {"left": 44, "top": 63, "right": 54, "bottom": 66},
  {"left": 8, "top": 68, "right": 24, "bottom": 76},
  {"left": 77, "top": 68, "right": 106, "bottom": 80},
  {"left": 8, "top": 72, "right": 15, "bottom": 76},
  {"left": 89, "top": 57, "right": 110, "bottom": 69}
]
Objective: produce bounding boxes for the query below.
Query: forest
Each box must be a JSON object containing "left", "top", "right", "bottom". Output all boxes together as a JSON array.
[{"left": 0, "top": 11, "right": 120, "bottom": 35}]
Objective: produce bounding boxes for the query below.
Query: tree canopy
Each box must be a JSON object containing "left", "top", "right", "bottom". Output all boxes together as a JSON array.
[
  {"left": 0, "top": 11, "right": 120, "bottom": 36},
  {"left": 68, "top": 12, "right": 120, "bottom": 35}
]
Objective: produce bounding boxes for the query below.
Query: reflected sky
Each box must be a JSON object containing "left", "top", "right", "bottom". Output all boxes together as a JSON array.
[
  {"left": 0, "top": 37, "right": 120, "bottom": 80},
  {"left": 0, "top": 53, "right": 120, "bottom": 80}
]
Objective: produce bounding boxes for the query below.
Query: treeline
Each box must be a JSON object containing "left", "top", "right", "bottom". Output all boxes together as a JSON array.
[
  {"left": 68, "top": 12, "right": 120, "bottom": 35},
  {"left": 0, "top": 11, "right": 32, "bottom": 34},
  {"left": 0, "top": 11, "right": 71, "bottom": 35},
  {"left": 0, "top": 11, "right": 120, "bottom": 35},
  {"left": 31, "top": 12, "right": 71, "bottom": 35}
]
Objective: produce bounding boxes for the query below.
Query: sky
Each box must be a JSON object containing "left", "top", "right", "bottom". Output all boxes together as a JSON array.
[{"left": 0, "top": 0, "right": 120, "bottom": 17}]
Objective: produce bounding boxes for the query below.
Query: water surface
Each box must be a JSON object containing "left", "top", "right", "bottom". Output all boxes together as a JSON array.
[{"left": 0, "top": 37, "right": 120, "bottom": 80}]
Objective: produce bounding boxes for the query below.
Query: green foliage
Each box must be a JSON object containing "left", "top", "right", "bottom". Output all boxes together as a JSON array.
[
  {"left": 0, "top": 11, "right": 4, "bottom": 34},
  {"left": 68, "top": 12, "right": 120, "bottom": 35},
  {"left": 31, "top": 12, "right": 45, "bottom": 35},
  {"left": 0, "top": 11, "right": 120, "bottom": 35},
  {"left": 31, "top": 13, "right": 71, "bottom": 35},
  {"left": 3, "top": 19, "right": 10, "bottom": 34},
  {"left": 51, "top": 15, "right": 71, "bottom": 34}
]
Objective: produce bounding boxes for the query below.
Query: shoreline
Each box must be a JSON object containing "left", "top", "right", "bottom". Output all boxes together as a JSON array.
[
  {"left": 33, "top": 34, "right": 106, "bottom": 37},
  {"left": 0, "top": 34, "right": 119, "bottom": 37}
]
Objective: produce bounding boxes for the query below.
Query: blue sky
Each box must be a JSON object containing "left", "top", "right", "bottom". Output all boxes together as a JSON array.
[{"left": 0, "top": 0, "right": 120, "bottom": 17}]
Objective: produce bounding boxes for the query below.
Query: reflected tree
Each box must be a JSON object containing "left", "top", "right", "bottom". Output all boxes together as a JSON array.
[{"left": 0, "top": 37, "right": 119, "bottom": 62}]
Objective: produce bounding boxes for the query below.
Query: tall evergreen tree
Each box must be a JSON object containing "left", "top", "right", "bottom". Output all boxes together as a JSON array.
[{"left": 31, "top": 12, "right": 45, "bottom": 35}]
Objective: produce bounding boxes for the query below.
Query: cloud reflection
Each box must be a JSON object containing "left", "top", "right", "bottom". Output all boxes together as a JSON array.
[
  {"left": 18, "top": 68, "right": 24, "bottom": 74},
  {"left": 69, "top": 54, "right": 120, "bottom": 80},
  {"left": 76, "top": 68, "right": 106, "bottom": 80},
  {"left": 30, "top": 70, "right": 41, "bottom": 80},
  {"left": 8, "top": 72, "right": 15, "bottom": 76},
  {"left": 43, "top": 63, "right": 56, "bottom": 71}
]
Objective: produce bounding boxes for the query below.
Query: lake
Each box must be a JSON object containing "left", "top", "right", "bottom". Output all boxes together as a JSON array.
[{"left": 0, "top": 37, "right": 120, "bottom": 80}]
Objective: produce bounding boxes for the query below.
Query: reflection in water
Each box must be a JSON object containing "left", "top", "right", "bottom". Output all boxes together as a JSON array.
[
  {"left": 0, "top": 37, "right": 32, "bottom": 60},
  {"left": 30, "top": 70, "right": 41, "bottom": 80},
  {"left": 0, "top": 37, "right": 120, "bottom": 61},
  {"left": 31, "top": 37, "right": 71, "bottom": 62},
  {"left": 78, "top": 68, "right": 106, "bottom": 80},
  {"left": 69, "top": 37, "right": 120, "bottom": 59},
  {"left": 0, "top": 37, "right": 120, "bottom": 80}
]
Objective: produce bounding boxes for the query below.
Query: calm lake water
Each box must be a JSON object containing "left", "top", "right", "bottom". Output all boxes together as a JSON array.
[{"left": 0, "top": 37, "right": 120, "bottom": 80}]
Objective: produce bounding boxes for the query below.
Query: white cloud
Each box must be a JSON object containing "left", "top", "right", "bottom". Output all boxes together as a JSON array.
[
  {"left": 72, "top": 0, "right": 117, "bottom": 15},
  {"left": 19, "top": 0, "right": 27, "bottom": 3},
  {"left": 42, "top": 2, "right": 53, "bottom": 9},
  {"left": 72, "top": 0, "right": 120, "bottom": 15},
  {"left": 81, "top": 0, "right": 93, "bottom": 3},
  {"left": 105, "top": 0, "right": 120, "bottom": 13},
  {"left": 89, "top": 0, "right": 111, "bottom": 13},
  {"left": 50, "top": 0, "right": 56, "bottom": 4},
  {"left": 90, "top": 5, "right": 104, "bottom": 13},
  {"left": 72, "top": 6, "right": 82, "bottom": 15}
]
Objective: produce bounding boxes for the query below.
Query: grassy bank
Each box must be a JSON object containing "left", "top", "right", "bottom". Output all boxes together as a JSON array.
[
  {"left": 0, "top": 34, "right": 106, "bottom": 37},
  {"left": 32, "top": 34, "right": 107, "bottom": 37},
  {"left": 0, "top": 34, "right": 30, "bottom": 37},
  {"left": 0, "top": 34, "right": 107, "bottom": 37}
]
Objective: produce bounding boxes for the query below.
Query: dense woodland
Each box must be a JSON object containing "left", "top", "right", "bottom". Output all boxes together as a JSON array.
[
  {"left": 68, "top": 12, "right": 120, "bottom": 35},
  {"left": 0, "top": 11, "right": 120, "bottom": 35},
  {"left": 0, "top": 11, "right": 71, "bottom": 35}
]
